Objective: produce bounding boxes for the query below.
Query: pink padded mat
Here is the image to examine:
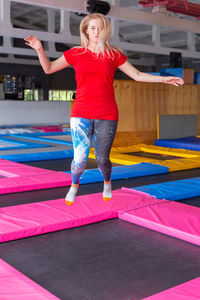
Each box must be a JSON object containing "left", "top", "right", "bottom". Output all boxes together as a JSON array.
[
  {"left": 0, "top": 189, "right": 154, "bottom": 243},
  {"left": 0, "top": 259, "right": 59, "bottom": 299},
  {"left": 32, "top": 126, "right": 63, "bottom": 132},
  {"left": 143, "top": 277, "right": 200, "bottom": 300},
  {"left": 0, "top": 188, "right": 200, "bottom": 247},
  {"left": 0, "top": 159, "right": 71, "bottom": 194},
  {"left": 120, "top": 188, "right": 200, "bottom": 246}
]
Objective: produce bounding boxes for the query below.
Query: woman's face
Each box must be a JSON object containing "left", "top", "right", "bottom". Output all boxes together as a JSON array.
[{"left": 86, "top": 19, "right": 102, "bottom": 44}]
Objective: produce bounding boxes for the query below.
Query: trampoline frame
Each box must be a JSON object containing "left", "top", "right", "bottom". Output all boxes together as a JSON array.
[
  {"left": 1, "top": 188, "right": 200, "bottom": 299},
  {"left": 0, "top": 136, "right": 50, "bottom": 150},
  {"left": 0, "top": 159, "right": 71, "bottom": 194},
  {"left": 0, "top": 133, "right": 74, "bottom": 162},
  {"left": 10, "top": 132, "right": 73, "bottom": 146}
]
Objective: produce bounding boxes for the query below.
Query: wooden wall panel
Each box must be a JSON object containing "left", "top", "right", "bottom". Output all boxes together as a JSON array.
[
  {"left": 113, "top": 80, "right": 200, "bottom": 145},
  {"left": 114, "top": 80, "right": 200, "bottom": 132},
  {"left": 113, "top": 131, "right": 157, "bottom": 147},
  {"left": 196, "top": 86, "right": 200, "bottom": 134}
]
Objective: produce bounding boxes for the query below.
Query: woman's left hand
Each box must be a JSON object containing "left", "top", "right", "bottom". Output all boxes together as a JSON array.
[{"left": 164, "top": 76, "right": 184, "bottom": 86}]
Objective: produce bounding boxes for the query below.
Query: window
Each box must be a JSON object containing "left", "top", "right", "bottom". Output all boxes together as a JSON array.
[
  {"left": 24, "top": 89, "right": 39, "bottom": 101},
  {"left": 49, "top": 90, "right": 75, "bottom": 101}
]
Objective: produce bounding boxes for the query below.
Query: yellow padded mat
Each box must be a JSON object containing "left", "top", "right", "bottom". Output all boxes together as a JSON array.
[{"left": 89, "top": 144, "right": 200, "bottom": 172}]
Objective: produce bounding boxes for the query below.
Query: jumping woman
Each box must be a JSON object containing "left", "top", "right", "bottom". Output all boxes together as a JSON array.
[{"left": 24, "top": 13, "right": 184, "bottom": 206}]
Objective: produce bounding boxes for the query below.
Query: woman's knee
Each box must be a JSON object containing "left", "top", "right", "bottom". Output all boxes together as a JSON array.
[
  {"left": 96, "top": 156, "right": 110, "bottom": 168},
  {"left": 71, "top": 159, "right": 86, "bottom": 174}
]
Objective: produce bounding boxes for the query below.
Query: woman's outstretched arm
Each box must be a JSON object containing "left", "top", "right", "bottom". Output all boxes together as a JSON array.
[
  {"left": 118, "top": 61, "right": 184, "bottom": 86},
  {"left": 24, "top": 35, "right": 69, "bottom": 74}
]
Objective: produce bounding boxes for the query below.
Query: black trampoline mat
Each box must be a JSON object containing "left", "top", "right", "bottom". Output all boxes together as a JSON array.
[
  {"left": 122, "top": 151, "right": 181, "bottom": 161},
  {"left": 0, "top": 219, "right": 200, "bottom": 300},
  {"left": 178, "top": 196, "right": 200, "bottom": 208},
  {"left": 23, "top": 158, "right": 120, "bottom": 172}
]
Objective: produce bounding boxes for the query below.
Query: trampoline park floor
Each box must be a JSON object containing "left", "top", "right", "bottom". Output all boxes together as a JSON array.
[{"left": 0, "top": 157, "right": 200, "bottom": 299}]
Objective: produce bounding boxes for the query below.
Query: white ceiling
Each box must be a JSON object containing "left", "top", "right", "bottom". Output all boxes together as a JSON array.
[{"left": 2, "top": 0, "right": 200, "bottom": 69}]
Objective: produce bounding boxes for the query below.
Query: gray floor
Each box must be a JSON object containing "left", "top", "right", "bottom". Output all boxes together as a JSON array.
[{"left": 0, "top": 159, "right": 200, "bottom": 299}]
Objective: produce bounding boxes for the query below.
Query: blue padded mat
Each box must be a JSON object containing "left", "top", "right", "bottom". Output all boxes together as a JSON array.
[
  {"left": 131, "top": 177, "right": 200, "bottom": 201},
  {"left": 194, "top": 72, "right": 200, "bottom": 84},
  {"left": 155, "top": 136, "right": 200, "bottom": 151},
  {"left": 0, "top": 132, "right": 71, "bottom": 137},
  {"left": 0, "top": 137, "right": 49, "bottom": 150},
  {"left": 10, "top": 134, "right": 73, "bottom": 146},
  {"left": 0, "top": 150, "right": 74, "bottom": 162},
  {"left": 17, "top": 132, "right": 70, "bottom": 137},
  {"left": 66, "top": 163, "right": 169, "bottom": 184},
  {"left": 160, "top": 68, "right": 184, "bottom": 79}
]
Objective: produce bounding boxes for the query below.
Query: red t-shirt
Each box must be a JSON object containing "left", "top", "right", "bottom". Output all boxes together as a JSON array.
[{"left": 63, "top": 47, "right": 127, "bottom": 121}]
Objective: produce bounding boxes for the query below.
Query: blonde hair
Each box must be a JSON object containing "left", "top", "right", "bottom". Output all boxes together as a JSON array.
[{"left": 79, "top": 13, "right": 119, "bottom": 58}]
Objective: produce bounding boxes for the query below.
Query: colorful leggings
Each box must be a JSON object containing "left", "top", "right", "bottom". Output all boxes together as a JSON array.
[{"left": 70, "top": 117, "right": 118, "bottom": 184}]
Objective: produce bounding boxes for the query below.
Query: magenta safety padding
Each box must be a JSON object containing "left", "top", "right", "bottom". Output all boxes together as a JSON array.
[
  {"left": 0, "top": 187, "right": 200, "bottom": 246},
  {"left": 32, "top": 125, "right": 63, "bottom": 132},
  {"left": 0, "top": 159, "right": 52, "bottom": 176},
  {"left": 0, "top": 189, "right": 154, "bottom": 243},
  {"left": 143, "top": 277, "right": 200, "bottom": 300},
  {"left": 0, "top": 172, "right": 71, "bottom": 194},
  {"left": 119, "top": 189, "right": 200, "bottom": 246},
  {"left": 0, "top": 159, "right": 71, "bottom": 194},
  {"left": 0, "top": 259, "right": 60, "bottom": 300},
  {"left": 0, "top": 170, "right": 19, "bottom": 178},
  {"left": 122, "top": 186, "right": 154, "bottom": 198}
]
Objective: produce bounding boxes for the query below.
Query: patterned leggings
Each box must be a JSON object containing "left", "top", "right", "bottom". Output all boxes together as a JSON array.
[{"left": 70, "top": 117, "right": 118, "bottom": 184}]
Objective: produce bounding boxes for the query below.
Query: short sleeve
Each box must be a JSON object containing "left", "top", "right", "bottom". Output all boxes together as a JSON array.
[
  {"left": 63, "top": 48, "right": 76, "bottom": 65},
  {"left": 116, "top": 51, "right": 127, "bottom": 67}
]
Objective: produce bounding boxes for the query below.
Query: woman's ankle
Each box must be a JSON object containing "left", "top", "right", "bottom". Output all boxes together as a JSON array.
[
  {"left": 65, "top": 182, "right": 79, "bottom": 206},
  {"left": 72, "top": 182, "right": 79, "bottom": 188},
  {"left": 103, "top": 179, "right": 112, "bottom": 201},
  {"left": 104, "top": 179, "right": 111, "bottom": 184}
]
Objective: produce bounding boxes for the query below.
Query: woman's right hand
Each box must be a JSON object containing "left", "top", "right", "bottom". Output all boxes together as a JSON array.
[{"left": 24, "top": 35, "right": 43, "bottom": 51}]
